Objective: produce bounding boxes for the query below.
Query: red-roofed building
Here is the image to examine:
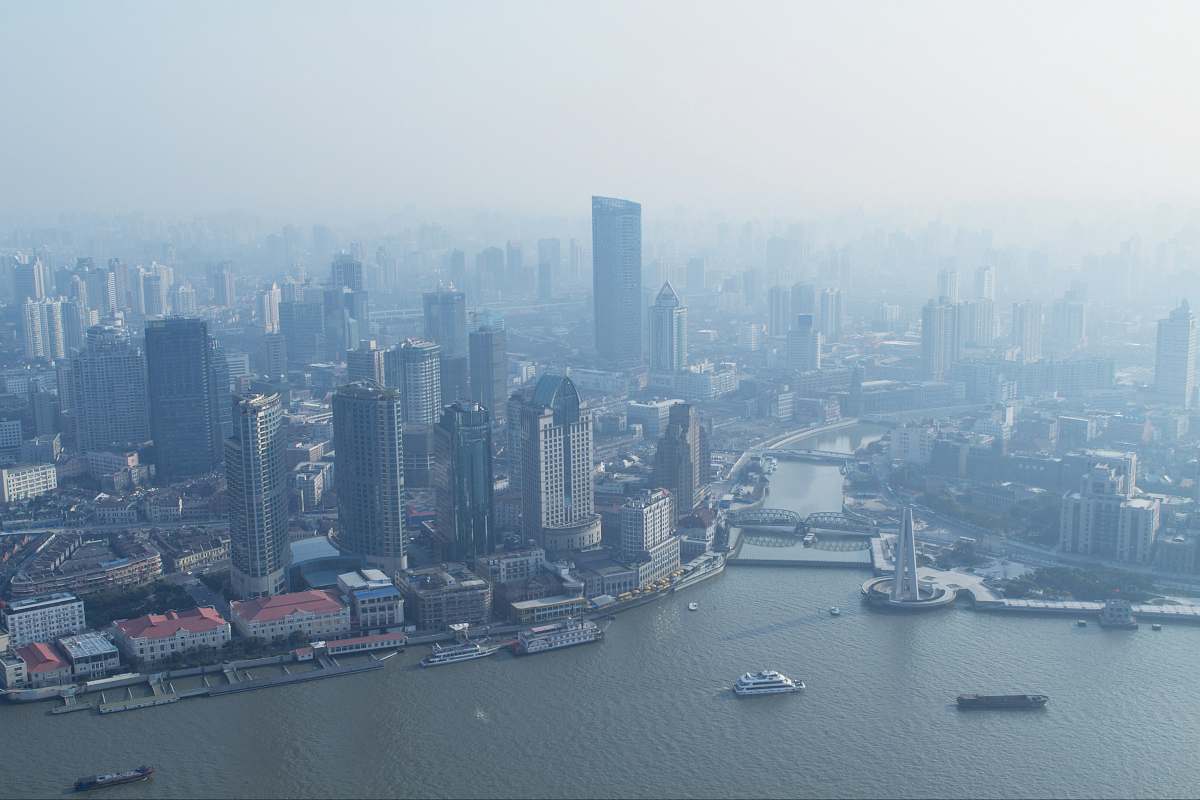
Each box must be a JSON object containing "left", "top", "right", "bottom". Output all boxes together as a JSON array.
[
  {"left": 112, "top": 607, "right": 231, "bottom": 665},
  {"left": 229, "top": 590, "right": 350, "bottom": 641},
  {"left": 12, "top": 642, "right": 72, "bottom": 688}
]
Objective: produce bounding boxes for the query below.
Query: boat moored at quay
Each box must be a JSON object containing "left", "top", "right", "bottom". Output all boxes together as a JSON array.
[{"left": 515, "top": 620, "right": 605, "bottom": 655}]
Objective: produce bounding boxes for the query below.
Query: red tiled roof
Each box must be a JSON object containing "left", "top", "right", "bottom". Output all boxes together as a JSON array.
[
  {"left": 230, "top": 590, "right": 344, "bottom": 624},
  {"left": 115, "top": 607, "right": 228, "bottom": 640},
  {"left": 16, "top": 642, "right": 68, "bottom": 673}
]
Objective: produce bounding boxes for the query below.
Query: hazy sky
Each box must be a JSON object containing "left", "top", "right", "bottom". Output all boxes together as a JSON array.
[{"left": 2, "top": 1, "right": 1198, "bottom": 220}]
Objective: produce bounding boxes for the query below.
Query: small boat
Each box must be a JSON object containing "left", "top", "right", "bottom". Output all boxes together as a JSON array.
[
  {"left": 74, "top": 766, "right": 154, "bottom": 792},
  {"left": 829, "top": 607, "right": 841, "bottom": 616},
  {"left": 1075, "top": 620, "right": 1087, "bottom": 627},
  {"left": 687, "top": 602, "right": 699, "bottom": 611},
  {"left": 1152, "top": 623, "right": 1163, "bottom": 631},
  {"left": 420, "top": 641, "right": 501, "bottom": 667}
]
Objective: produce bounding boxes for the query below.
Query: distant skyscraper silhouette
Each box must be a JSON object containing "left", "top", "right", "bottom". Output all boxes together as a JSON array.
[
  {"left": 469, "top": 326, "right": 508, "bottom": 423},
  {"left": 936, "top": 269, "right": 960, "bottom": 303},
  {"left": 592, "top": 196, "right": 643, "bottom": 367},
  {"left": 974, "top": 266, "right": 996, "bottom": 301},
  {"left": 787, "top": 314, "right": 821, "bottom": 372},
  {"left": 1154, "top": 300, "right": 1198, "bottom": 409},
  {"left": 1010, "top": 301, "right": 1043, "bottom": 363},
  {"left": 921, "top": 299, "right": 959, "bottom": 380}
]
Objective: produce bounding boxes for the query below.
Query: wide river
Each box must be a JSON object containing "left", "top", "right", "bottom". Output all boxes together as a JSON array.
[{"left": 5, "top": 424, "right": 1199, "bottom": 799}]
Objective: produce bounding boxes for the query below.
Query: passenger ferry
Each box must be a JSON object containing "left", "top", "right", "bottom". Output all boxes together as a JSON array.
[
  {"left": 419, "top": 640, "right": 502, "bottom": 667},
  {"left": 516, "top": 619, "right": 604, "bottom": 655},
  {"left": 733, "top": 670, "right": 804, "bottom": 696}
]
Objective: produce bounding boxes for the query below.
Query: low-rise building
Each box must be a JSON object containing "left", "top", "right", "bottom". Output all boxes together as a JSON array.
[
  {"left": 57, "top": 631, "right": 121, "bottom": 679},
  {"left": 229, "top": 590, "right": 350, "bottom": 641},
  {"left": 293, "top": 461, "right": 332, "bottom": 511},
  {"left": 8, "top": 532, "right": 162, "bottom": 598},
  {"left": 336, "top": 570, "right": 404, "bottom": 632},
  {"left": 0, "top": 463, "right": 58, "bottom": 503},
  {"left": 13, "top": 642, "right": 72, "bottom": 688},
  {"left": 2, "top": 592, "right": 86, "bottom": 647},
  {"left": 396, "top": 564, "right": 492, "bottom": 631},
  {"left": 474, "top": 546, "right": 546, "bottom": 587},
  {"left": 509, "top": 594, "right": 587, "bottom": 625},
  {"left": 0, "top": 649, "right": 27, "bottom": 689},
  {"left": 113, "top": 607, "right": 232, "bottom": 665}
]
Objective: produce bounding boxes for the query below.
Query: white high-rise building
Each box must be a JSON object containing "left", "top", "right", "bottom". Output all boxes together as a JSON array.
[
  {"left": 619, "top": 489, "right": 679, "bottom": 587},
  {"left": 1154, "top": 300, "right": 1197, "bottom": 409},
  {"left": 385, "top": 338, "right": 441, "bottom": 425},
  {"left": 515, "top": 374, "right": 601, "bottom": 557},
  {"left": 257, "top": 283, "right": 281, "bottom": 333},
  {"left": 649, "top": 282, "right": 687, "bottom": 373},
  {"left": 227, "top": 393, "right": 290, "bottom": 599},
  {"left": 22, "top": 298, "right": 66, "bottom": 361}
]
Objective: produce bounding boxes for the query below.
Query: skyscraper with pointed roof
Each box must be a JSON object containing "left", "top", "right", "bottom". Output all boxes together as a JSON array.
[{"left": 649, "top": 281, "right": 687, "bottom": 374}]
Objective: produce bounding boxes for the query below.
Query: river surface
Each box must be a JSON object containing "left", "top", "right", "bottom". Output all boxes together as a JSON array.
[{"left": 4, "top": 424, "right": 1200, "bottom": 799}]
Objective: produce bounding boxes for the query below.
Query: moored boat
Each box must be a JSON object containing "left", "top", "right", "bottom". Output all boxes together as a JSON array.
[
  {"left": 419, "top": 641, "right": 501, "bottom": 667},
  {"left": 516, "top": 619, "right": 604, "bottom": 655}
]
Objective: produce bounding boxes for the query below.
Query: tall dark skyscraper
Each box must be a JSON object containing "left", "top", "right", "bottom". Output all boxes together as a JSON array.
[
  {"left": 145, "top": 318, "right": 229, "bottom": 481},
  {"left": 654, "top": 403, "right": 704, "bottom": 520},
  {"left": 227, "top": 393, "right": 288, "bottom": 599},
  {"left": 468, "top": 326, "right": 508, "bottom": 423},
  {"left": 333, "top": 382, "right": 406, "bottom": 573},
  {"left": 592, "top": 196, "right": 643, "bottom": 367},
  {"left": 433, "top": 402, "right": 495, "bottom": 562}
]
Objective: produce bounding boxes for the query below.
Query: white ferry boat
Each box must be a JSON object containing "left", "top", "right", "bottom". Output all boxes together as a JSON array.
[
  {"left": 733, "top": 670, "right": 804, "bottom": 696},
  {"left": 419, "top": 641, "right": 501, "bottom": 668},
  {"left": 516, "top": 620, "right": 604, "bottom": 655}
]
